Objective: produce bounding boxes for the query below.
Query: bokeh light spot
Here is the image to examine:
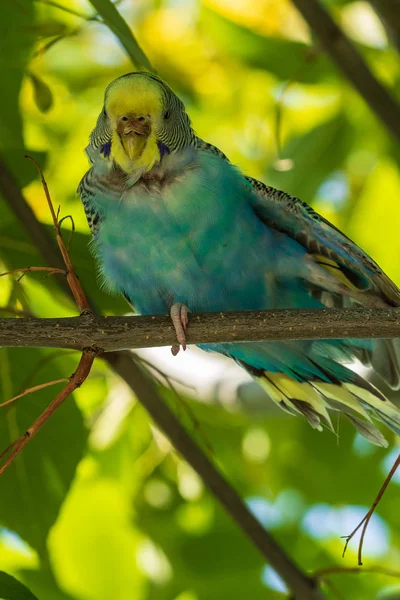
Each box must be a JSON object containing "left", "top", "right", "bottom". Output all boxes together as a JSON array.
[{"left": 242, "top": 427, "right": 271, "bottom": 463}]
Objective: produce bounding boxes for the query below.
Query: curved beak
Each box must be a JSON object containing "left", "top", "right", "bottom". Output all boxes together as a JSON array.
[{"left": 117, "top": 114, "right": 151, "bottom": 160}]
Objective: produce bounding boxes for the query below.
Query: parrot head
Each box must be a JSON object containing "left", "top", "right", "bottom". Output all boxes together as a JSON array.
[{"left": 90, "top": 72, "right": 195, "bottom": 174}]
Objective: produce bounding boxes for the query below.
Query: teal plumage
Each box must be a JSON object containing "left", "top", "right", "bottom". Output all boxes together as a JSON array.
[{"left": 78, "top": 72, "right": 400, "bottom": 446}]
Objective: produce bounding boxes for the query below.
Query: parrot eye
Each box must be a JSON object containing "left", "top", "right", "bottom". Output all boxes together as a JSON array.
[
  {"left": 121, "top": 116, "right": 128, "bottom": 122},
  {"left": 164, "top": 110, "right": 170, "bottom": 120}
]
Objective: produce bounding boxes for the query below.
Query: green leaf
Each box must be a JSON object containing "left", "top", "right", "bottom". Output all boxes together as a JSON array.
[
  {"left": 0, "top": 571, "right": 38, "bottom": 600},
  {"left": 86, "top": 0, "right": 153, "bottom": 70},
  {"left": 0, "top": 0, "right": 35, "bottom": 152},
  {"left": 28, "top": 73, "right": 54, "bottom": 113},
  {"left": 0, "top": 348, "right": 87, "bottom": 557},
  {"left": 0, "top": 0, "right": 47, "bottom": 187}
]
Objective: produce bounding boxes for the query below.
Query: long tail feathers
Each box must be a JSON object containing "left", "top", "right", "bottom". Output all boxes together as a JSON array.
[{"left": 247, "top": 367, "right": 400, "bottom": 448}]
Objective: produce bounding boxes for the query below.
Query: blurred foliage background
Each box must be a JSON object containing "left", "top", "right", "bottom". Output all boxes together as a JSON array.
[{"left": 0, "top": 0, "right": 400, "bottom": 598}]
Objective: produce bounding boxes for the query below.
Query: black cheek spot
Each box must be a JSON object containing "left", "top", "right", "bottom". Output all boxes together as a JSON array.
[{"left": 100, "top": 141, "right": 112, "bottom": 158}]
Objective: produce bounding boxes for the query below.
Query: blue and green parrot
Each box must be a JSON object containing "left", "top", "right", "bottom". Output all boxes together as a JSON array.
[{"left": 78, "top": 71, "right": 400, "bottom": 446}]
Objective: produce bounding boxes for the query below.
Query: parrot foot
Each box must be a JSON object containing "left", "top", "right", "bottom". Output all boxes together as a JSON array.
[{"left": 170, "top": 302, "right": 190, "bottom": 356}]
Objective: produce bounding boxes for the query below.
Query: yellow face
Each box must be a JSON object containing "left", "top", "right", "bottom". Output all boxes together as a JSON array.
[{"left": 105, "top": 75, "right": 164, "bottom": 173}]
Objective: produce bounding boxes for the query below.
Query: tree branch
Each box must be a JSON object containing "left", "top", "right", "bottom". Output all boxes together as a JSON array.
[
  {"left": 0, "top": 307, "right": 399, "bottom": 351},
  {"left": 291, "top": 0, "right": 400, "bottom": 142}
]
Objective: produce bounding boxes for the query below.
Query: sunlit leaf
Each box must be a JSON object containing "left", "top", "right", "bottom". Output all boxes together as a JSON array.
[{"left": 49, "top": 477, "right": 145, "bottom": 600}]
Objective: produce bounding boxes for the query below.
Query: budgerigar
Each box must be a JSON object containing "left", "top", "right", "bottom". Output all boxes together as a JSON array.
[{"left": 78, "top": 72, "right": 400, "bottom": 446}]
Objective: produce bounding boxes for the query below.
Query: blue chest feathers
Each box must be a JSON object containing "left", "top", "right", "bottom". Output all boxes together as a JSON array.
[{"left": 91, "top": 150, "right": 309, "bottom": 314}]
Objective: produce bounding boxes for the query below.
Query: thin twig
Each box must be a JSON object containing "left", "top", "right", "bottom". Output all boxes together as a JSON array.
[
  {"left": 58, "top": 214, "right": 75, "bottom": 252},
  {"left": 0, "top": 350, "right": 96, "bottom": 476},
  {"left": 0, "top": 266, "right": 66, "bottom": 279},
  {"left": 25, "top": 156, "right": 90, "bottom": 313},
  {"left": 0, "top": 378, "right": 70, "bottom": 408},
  {"left": 315, "top": 565, "right": 400, "bottom": 579},
  {"left": 342, "top": 452, "right": 400, "bottom": 564}
]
